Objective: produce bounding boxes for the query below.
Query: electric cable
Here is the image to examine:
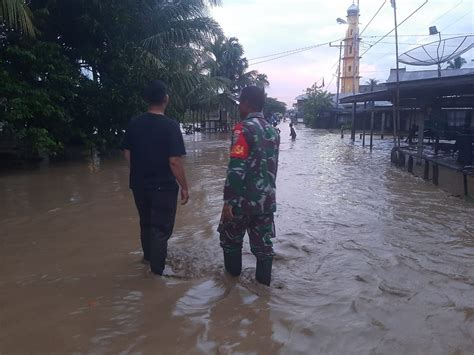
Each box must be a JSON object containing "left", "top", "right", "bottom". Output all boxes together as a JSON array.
[
  {"left": 248, "top": 40, "right": 342, "bottom": 62},
  {"left": 249, "top": 41, "right": 333, "bottom": 65},
  {"left": 361, "top": 0, "right": 429, "bottom": 57},
  {"left": 360, "top": 0, "right": 387, "bottom": 36}
]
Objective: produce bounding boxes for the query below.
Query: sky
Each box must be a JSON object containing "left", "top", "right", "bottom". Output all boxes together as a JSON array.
[{"left": 211, "top": 0, "right": 474, "bottom": 105}]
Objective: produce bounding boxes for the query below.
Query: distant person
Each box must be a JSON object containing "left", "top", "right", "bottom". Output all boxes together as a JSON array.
[
  {"left": 121, "top": 80, "right": 189, "bottom": 275},
  {"left": 218, "top": 86, "right": 280, "bottom": 286},
  {"left": 272, "top": 120, "right": 281, "bottom": 133},
  {"left": 289, "top": 123, "right": 297, "bottom": 141}
]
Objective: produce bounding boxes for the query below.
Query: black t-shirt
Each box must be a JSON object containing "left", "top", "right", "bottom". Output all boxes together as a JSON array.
[{"left": 121, "top": 113, "right": 186, "bottom": 190}]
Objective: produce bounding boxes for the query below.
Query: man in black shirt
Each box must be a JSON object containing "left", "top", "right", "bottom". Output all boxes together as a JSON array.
[{"left": 121, "top": 80, "right": 189, "bottom": 275}]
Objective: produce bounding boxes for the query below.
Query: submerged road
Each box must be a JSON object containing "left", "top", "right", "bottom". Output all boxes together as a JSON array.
[{"left": 1, "top": 123, "right": 473, "bottom": 354}]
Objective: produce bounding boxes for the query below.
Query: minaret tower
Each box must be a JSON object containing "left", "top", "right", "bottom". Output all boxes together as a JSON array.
[{"left": 341, "top": 2, "right": 360, "bottom": 94}]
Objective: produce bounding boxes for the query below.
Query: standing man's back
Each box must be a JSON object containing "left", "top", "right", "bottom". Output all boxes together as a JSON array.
[
  {"left": 125, "top": 115, "right": 184, "bottom": 189},
  {"left": 121, "top": 80, "right": 189, "bottom": 275}
]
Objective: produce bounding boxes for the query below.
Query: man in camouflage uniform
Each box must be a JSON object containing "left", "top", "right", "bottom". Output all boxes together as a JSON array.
[{"left": 218, "top": 86, "right": 280, "bottom": 286}]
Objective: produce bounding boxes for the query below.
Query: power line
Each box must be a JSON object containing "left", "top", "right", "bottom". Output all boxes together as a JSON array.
[
  {"left": 412, "top": 2, "right": 470, "bottom": 45},
  {"left": 360, "top": 0, "right": 387, "bottom": 36},
  {"left": 363, "top": 33, "right": 473, "bottom": 38},
  {"left": 361, "top": 40, "right": 469, "bottom": 47},
  {"left": 440, "top": 10, "right": 474, "bottom": 33},
  {"left": 326, "top": 59, "right": 340, "bottom": 89},
  {"left": 248, "top": 40, "right": 342, "bottom": 62},
  {"left": 326, "top": 74, "right": 336, "bottom": 89},
  {"left": 361, "top": 0, "right": 429, "bottom": 57},
  {"left": 249, "top": 41, "right": 333, "bottom": 66}
]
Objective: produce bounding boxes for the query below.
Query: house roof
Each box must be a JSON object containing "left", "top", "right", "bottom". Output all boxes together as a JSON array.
[
  {"left": 295, "top": 94, "right": 308, "bottom": 101},
  {"left": 386, "top": 67, "right": 474, "bottom": 82},
  {"left": 340, "top": 70, "right": 474, "bottom": 104}
]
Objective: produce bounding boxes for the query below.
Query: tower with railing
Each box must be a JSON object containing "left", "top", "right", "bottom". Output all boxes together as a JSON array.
[{"left": 341, "top": 2, "right": 360, "bottom": 94}]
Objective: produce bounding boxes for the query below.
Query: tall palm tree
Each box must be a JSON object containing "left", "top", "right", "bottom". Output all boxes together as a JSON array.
[
  {"left": 446, "top": 56, "right": 467, "bottom": 69},
  {"left": 365, "top": 78, "right": 378, "bottom": 91},
  {"left": 138, "top": 0, "right": 225, "bottom": 112},
  {"left": 206, "top": 35, "right": 269, "bottom": 94},
  {"left": 0, "top": 0, "right": 35, "bottom": 37}
]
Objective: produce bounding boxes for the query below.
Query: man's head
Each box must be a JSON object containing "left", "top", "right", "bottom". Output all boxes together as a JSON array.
[
  {"left": 239, "top": 86, "right": 265, "bottom": 119},
  {"left": 143, "top": 80, "right": 169, "bottom": 108}
]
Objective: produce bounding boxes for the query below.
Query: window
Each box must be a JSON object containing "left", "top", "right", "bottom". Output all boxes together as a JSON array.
[
  {"left": 447, "top": 110, "right": 467, "bottom": 127},
  {"left": 350, "top": 29, "right": 353, "bottom": 35},
  {"left": 349, "top": 46, "right": 353, "bottom": 54},
  {"left": 348, "top": 65, "right": 352, "bottom": 72}
]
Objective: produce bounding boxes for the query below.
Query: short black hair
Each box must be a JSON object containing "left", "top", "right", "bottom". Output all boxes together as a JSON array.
[
  {"left": 143, "top": 80, "right": 168, "bottom": 105},
  {"left": 240, "top": 86, "right": 265, "bottom": 111}
]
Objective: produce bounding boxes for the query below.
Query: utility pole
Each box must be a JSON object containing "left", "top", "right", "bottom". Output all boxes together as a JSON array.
[
  {"left": 392, "top": 0, "right": 401, "bottom": 148},
  {"left": 337, "top": 42, "right": 342, "bottom": 109},
  {"left": 330, "top": 41, "right": 344, "bottom": 109},
  {"left": 428, "top": 26, "right": 442, "bottom": 77}
]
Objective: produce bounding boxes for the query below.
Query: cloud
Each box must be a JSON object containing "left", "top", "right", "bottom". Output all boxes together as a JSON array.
[{"left": 212, "top": 0, "right": 474, "bottom": 105}]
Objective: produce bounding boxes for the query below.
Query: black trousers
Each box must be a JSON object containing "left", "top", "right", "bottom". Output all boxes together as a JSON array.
[{"left": 132, "top": 186, "right": 178, "bottom": 275}]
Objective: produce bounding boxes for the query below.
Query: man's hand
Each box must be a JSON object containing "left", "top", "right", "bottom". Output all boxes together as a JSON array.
[
  {"left": 180, "top": 189, "right": 189, "bottom": 205},
  {"left": 170, "top": 156, "right": 189, "bottom": 205},
  {"left": 222, "top": 204, "right": 234, "bottom": 222}
]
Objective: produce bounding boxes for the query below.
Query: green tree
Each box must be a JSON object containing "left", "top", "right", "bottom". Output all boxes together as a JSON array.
[
  {"left": 446, "top": 56, "right": 467, "bottom": 69},
  {"left": 0, "top": 42, "right": 80, "bottom": 156},
  {"left": 264, "top": 97, "right": 286, "bottom": 117},
  {"left": 0, "top": 0, "right": 35, "bottom": 37},
  {"left": 302, "top": 83, "right": 333, "bottom": 127},
  {"left": 1, "top": 0, "right": 271, "bottom": 157},
  {"left": 365, "top": 78, "right": 379, "bottom": 91},
  {"left": 206, "top": 35, "right": 269, "bottom": 94},
  {"left": 28, "top": 0, "right": 227, "bottom": 149}
]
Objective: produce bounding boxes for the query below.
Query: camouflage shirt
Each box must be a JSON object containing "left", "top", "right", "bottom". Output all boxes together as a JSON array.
[{"left": 224, "top": 112, "right": 280, "bottom": 215}]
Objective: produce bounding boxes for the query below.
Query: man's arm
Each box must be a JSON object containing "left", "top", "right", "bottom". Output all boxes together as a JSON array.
[
  {"left": 123, "top": 149, "right": 130, "bottom": 165},
  {"left": 222, "top": 123, "right": 250, "bottom": 220},
  {"left": 169, "top": 156, "right": 189, "bottom": 205}
]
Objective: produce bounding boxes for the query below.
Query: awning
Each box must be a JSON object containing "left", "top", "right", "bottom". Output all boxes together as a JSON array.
[{"left": 340, "top": 73, "right": 474, "bottom": 104}]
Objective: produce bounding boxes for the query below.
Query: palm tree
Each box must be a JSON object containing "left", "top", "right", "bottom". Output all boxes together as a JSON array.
[
  {"left": 0, "top": 0, "right": 35, "bottom": 37},
  {"left": 206, "top": 35, "right": 248, "bottom": 92},
  {"left": 365, "top": 78, "right": 379, "bottom": 92},
  {"left": 206, "top": 35, "right": 269, "bottom": 94},
  {"left": 446, "top": 56, "right": 467, "bottom": 69},
  {"left": 139, "top": 0, "right": 226, "bottom": 112}
]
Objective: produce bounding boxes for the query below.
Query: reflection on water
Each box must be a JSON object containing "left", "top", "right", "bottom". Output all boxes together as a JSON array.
[{"left": 0, "top": 125, "right": 473, "bottom": 354}]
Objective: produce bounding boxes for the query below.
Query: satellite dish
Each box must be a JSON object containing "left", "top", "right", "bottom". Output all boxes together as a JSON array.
[{"left": 398, "top": 35, "right": 474, "bottom": 67}]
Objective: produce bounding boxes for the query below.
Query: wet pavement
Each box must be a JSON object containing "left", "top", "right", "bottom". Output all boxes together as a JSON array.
[{"left": 1, "top": 123, "right": 473, "bottom": 354}]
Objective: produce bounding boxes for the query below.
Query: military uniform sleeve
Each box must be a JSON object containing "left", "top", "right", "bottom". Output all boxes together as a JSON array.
[{"left": 223, "top": 123, "right": 251, "bottom": 207}]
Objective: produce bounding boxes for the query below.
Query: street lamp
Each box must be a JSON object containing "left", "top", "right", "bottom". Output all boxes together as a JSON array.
[{"left": 429, "top": 26, "right": 442, "bottom": 77}]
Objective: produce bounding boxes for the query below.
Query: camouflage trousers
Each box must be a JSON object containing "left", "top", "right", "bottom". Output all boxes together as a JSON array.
[{"left": 218, "top": 214, "right": 275, "bottom": 259}]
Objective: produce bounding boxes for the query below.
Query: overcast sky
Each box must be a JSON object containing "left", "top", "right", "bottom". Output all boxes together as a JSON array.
[{"left": 211, "top": 0, "right": 474, "bottom": 105}]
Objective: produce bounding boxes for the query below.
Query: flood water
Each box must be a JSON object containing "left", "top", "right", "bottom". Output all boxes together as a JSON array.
[{"left": 1, "top": 123, "right": 473, "bottom": 354}]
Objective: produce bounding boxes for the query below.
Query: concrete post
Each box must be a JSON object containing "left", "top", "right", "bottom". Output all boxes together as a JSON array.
[{"left": 381, "top": 113, "right": 386, "bottom": 139}]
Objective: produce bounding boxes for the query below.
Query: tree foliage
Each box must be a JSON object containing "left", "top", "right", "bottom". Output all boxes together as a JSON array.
[
  {"left": 365, "top": 78, "right": 379, "bottom": 91},
  {"left": 446, "top": 56, "right": 467, "bottom": 70},
  {"left": 0, "top": 0, "right": 35, "bottom": 37},
  {"left": 0, "top": 0, "right": 269, "bottom": 157},
  {"left": 205, "top": 35, "right": 269, "bottom": 94},
  {"left": 302, "top": 83, "right": 333, "bottom": 127},
  {"left": 264, "top": 97, "right": 286, "bottom": 117}
]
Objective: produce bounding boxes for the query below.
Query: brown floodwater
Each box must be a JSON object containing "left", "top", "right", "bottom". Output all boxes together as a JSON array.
[{"left": 1, "top": 124, "right": 473, "bottom": 354}]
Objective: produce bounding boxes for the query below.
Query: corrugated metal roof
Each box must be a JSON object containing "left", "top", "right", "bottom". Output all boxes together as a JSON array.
[{"left": 386, "top": 68, "right": 474, "bottom": 82}]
